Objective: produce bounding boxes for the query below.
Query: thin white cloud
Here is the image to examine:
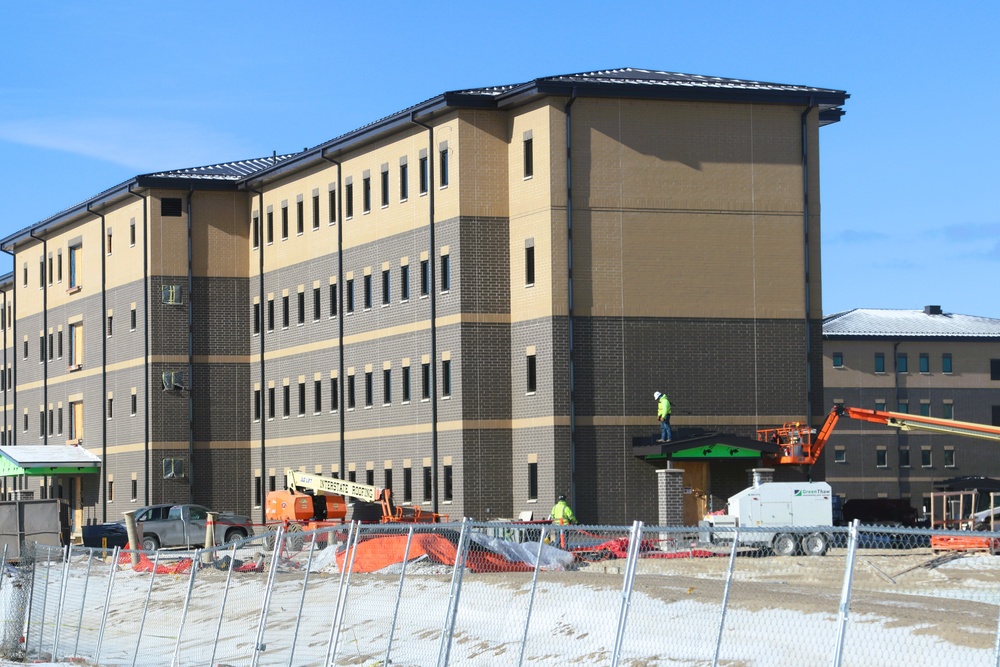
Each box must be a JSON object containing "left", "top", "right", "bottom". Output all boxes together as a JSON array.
[
  {"left": 0, "top": 117, "right": 252, "bottom": 172},
  {"left": 824, "top": 229, "right": 889, "bottom": 244}
]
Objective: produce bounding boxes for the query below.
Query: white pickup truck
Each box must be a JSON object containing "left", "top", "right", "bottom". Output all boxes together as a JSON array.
[{"left": 134, "top": 503, "right": 254, "bottom": 551}]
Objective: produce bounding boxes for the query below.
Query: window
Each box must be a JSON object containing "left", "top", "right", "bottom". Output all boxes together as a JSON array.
[
  {"left": 345, "top": 182, "right": 354, "bottom": 218},
  {"left": 876, "top": 448, "right": 887, "bottom": 468},
  {"left": 399, "top": 163, "right": 408, "bottom": 200},
  {"left": 897, "top": 400, "right": 908, "bottom": 414},
  {"left": 832, "top": 352, "right": 843, "bottom": 368},
  {"left": 314, "top": 380, "right": 322, "bottom": 414},
  {"left": 403, "top": 467, "right": 412, "bottom": 502},
  {"left": 402, "top": 366, "right": 411, "bottom": 403},
  {"left": 282, "top": 295, "right": 289, "bottom": 328},
  {"left": 23, "top": 339, "right": 27, "bottom": 360},
  {"left": 400, "top": 265, "right": 410, "bottom": 301},
  {"left": 313, "top": 288, "right": 321, "bottom": 321},
  {"left": 298, "top": 382, "right": 306, "bottom": 416},
  {"left": 381, "top": 170, "right": 389, "bottom": 207},
  {"left": 22, "top": 263, "right": 26, "bottom": 288},
  {"left": 422, "top": 363, "right": 430, "bottom": 400},
  {"left": 384, "top": 468, "right": 393, "bottom": 491},
  {"left": 943, "top": 402, "right": 954, "bottom": 419},
  {"left": 526, "top": 353, "right": 537, "bottom": 394},
  {"left": 253, "top": 303, "right": 261, "bottom": 335},
  {"left": 268, "top": 387, "right": 275, "bottom": 419},
  {"left": 329, "top": 190, "right": 337, "bottom": 224},
  {"left": 254, "top": 389, "right": 262, "bottom": 421},
  {"left": 39, "top": 334, "right": 44, "bottom": 362},
  {"left": 107, "top": 480, "right": 114, "bottom": 503},
  {"left": 57, "top": 252, "right": 62, "bottom": 282},
  {"left": 252, "top": 215, "right": 260, "bottom": 248},
  {"left": 69, "top": 244, "right": 82, "bottom": 289},
  {"left": 366, "top": 469, "right": 374, "bottom": 487},
  {"left": 329, "top": 283, "right": 337, "bottom": 317},
  {"left": 443, "top": 464, "right": 453, "bottom": 501},
  {"left": 39, "top": 410, "right": 44, "bottom": 437},
  {"left": 107, "top": 314, "right": 113, "bottom": 337},
  {"left": 441, "top": 359, "right": 451, "bottom": 398},
  {"left": 383, "top": 369, "right": 391, "bottom": 405},
  {"left": 267, "top": 298, "right": 275, "bottom": 331},
  {"left": 107, "top": 396, "right": 114, "bottom": 420},
  {"left": 440, "top": 254, "right": 450, "bottom": 292},
  {"left": 283, "top": 384, "right": 290, "bottom": 418},
  {"left": 48, "top": 409, "right": 53, "bottom": 436},
  {"left": 364, "top": 274, "right": 372, "bottom": 309},
  {"left": 39, "top": 257, "right": 44, "bottom": 288},
  {"left": 69, "top": 322, "right": 83, "bottom": 368},
  {"left": 70, "top": 401, "right": 83, "bottom": 442},
  {"left": 365, "top": 371, "right": 373, "bottom": 408},
  {"left": 423, "top": 465, "right": 432, "bottom": 502},
  {"left": 162, "top": 285, "right": 183, "bottom": 304},
  {"left": 330, "top": 377, "right": 339, "bottom": 412},
  {"left": 900, "top": 447, "right": 910, "bottom": 468},
  {"left": 523, "top": 137, "right": 533, "bottom": 178},
  {"left": 943, "top": 353, "right": 953, "bottom": 374},
  {"left": 439, "top": 148, "right": 449, "bottom": 187},
  {"left": 48, "top": 333, "right": 53, "bottom": 361},
  {"left": 132, "top": 477, "right": 137, "bottom": 502},
  {"left": 130, "top": 219, "right": 136, "bottom": 247},
  {"left": 267, "top": 211, "right": 274, "bottom": 244},
  {"left": 834, "top": 447, "right": 846, "bottom": 463},
  {"left": 346, "top": 279, "right": 355, "bottom": 313},
  {"left": 106, "top": 231, "right": 113, "bottom": 255},
  {"left": 382, "top": 270, "right": 390, "bottom": 305},
  {"left": 897, "top": 353, "right": 908, "bottom": 373},
  {"left": 919, "top": 353, "right": 929, "bottom": 374},
  {"left": 944, "top": 447, "right": 956, "bottom": 468},
  {"left": 254, "top": 475, "right": 262, "bottom": 507},
  {"left": 161, "top": 198, "right": 182, "bottom": 216},
  {"left": 47, "top": 256, "right": 52, "bottom": 285},
  {"left": 22, "top": 412, "right": 27, "bottom": 433},
  {"left": 993, "top": 405, "right": 1000, "bottom": 427},
  {"left": 420, "top": 260, "right": 429, "bottom": 296},
  {"left": 281, "top": 205, "right": 289, "bottom": 240},
  {"left": 130, "top": 307, "right": 136, "bottom": 331},
  {"left": 348, "top": 470, "right": 356, "bottom": 483},
  {"left": 528, "top": 461, "right": 538, "bottom": 500},
  {"left": 419, "top": 156, "right": 429, "bottom": 194},
  {"left": 296, "top": 200, "right": 304, "bottom": 235},
  {"left": 297, "top": 292, "right": 305, "bottom": 325},
  {"left": 130, "top": 393, "right": 136, "bottom": 417},
  {"left": 312, "top": 195, "right": 320, "bottom": 230},
  {"left": 347, "top": 374, "right": 356, "bottom": 409},
  {"left": 921, "top": 448, "right": 932, "bottom": 467},
  {"left": 920, "top": 401, "right": 931, "bottom": 417},
  {"left": 525, "top": 243, "right": 535, "bottom": 285},
  {"left": 874, "top": 353, "right": 885, "bottom": 373},
  {"left": 363, "top": 176, "right": 371, "bottom": 213},
  {"left": 57, "top": 407, "right": 63, "bottom": 434},
  {"left": 992, "top": 359, "right": 1000, "bottom": 381}
]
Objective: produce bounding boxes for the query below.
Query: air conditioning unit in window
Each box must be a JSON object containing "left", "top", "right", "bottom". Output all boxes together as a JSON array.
[
  {"left": 162, "top": 285, "right": 183, "bottom": 305},
  {"left": 162, "top": 371, "right": 185, "bottom": 391},
  {"left": 163, "top": 458, "right": 186, "bottom": 479}
]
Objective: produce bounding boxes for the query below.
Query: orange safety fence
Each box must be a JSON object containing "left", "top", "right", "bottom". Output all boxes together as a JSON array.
[
  {"left": 335, "top": 533, "right": 536, "bottom": 573},
  {"left": 117, "top": 547, "right": 194, "bottom": 575}
]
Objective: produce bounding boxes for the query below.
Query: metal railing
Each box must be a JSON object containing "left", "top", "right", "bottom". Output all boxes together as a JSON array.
[{"left": 4, "top": 520, "right": 1000, "bottom": 665}]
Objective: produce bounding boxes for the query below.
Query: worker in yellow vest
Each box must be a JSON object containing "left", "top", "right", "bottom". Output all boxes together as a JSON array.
[{"left": 549, "top": 494, "right": 577, "bottom": 549}]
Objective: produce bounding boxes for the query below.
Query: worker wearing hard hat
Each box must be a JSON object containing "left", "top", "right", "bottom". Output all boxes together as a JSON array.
[
  {"left": 549, "top": 494, "right": 578, "bottom": 525},
  {"left": 654, "top": 391, "right": 672, "bottom": 442}
]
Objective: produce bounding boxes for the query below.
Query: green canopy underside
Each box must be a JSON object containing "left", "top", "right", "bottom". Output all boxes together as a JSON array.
[
  {"left": 0, "top": 457, "right": 100, "bottom": 477},
  {"left": 645, "top": 444, "right": 764, "bottom": 460}
]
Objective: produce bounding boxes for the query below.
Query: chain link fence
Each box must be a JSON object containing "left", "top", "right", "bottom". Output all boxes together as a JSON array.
[{"left": 6, "top": 521, "right": 1000, "bottom": 665}]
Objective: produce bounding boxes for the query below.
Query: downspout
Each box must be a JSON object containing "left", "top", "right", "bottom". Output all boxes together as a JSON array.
[
  {"left": 319, "top": 152, "right": 346, "bottom": 479},
  {"left": 185, "top": 190, "right": 195, "bottom": 504},
  {"left": 29, "top": 230, "right": 47, "bottom": 448},
  {"left": 127, "top": 186, "right": 151, "bottom": 504},
  {"left": 801, "top": 100, "right": 816, "bottom": 425},
  {"left": 2, "top": 246, "right": 14, "bottom": 447},
  {"left": 410, "top": 113, "right": 439, "bottom": 514},
  {"left": 564, "top": 89, "right": 578, "bottom": 504},
  {"left": 247, "top": 185, "right": 267, "bottom": 506},
  {"left": 87, "top": 204, "right": 108, "bottom": 522}
]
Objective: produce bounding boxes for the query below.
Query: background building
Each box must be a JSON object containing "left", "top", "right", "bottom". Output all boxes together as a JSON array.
[
  {"left": 822, "top": 306, "right": 1000, "bottom": 516},
  {"left": 0, "top": 68, "right": 849, "bottom": 533}
]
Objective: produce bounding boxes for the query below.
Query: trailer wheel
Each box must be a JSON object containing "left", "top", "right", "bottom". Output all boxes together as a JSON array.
[
  {"left": 773, "top": 533, "right": 799, "bottom": 557},
  {"left": 801, "top": 532, "right": 829, "bottom": 556}
]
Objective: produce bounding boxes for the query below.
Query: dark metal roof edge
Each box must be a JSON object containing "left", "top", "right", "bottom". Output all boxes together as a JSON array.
[
  {"left": 822, "top": 334, "right": 1000, "bottom": 342},
  {"left": 0, "top": 272, "right": 13, "bottom": 287},
  {"left": 135, "top": 176, "right": 240, "bottom": 191}
]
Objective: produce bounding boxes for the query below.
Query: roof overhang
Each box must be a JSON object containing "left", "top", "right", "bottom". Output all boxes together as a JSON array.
[{"left": 0, "top": 446, "right": 102, "bottom": 477}]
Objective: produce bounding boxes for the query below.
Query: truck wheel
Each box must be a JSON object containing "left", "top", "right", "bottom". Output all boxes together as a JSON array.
[
  {"left": 225, "top": 528, "right": 248, "bottom": 545},
  {"left": 801, "top": 532, "right": 829, "bottom": 556},
  {"left": 773, "top": 533, "right": 798, "bottom": 557},
  {"left": 142, "top": 535, "right": 160, "bottom": 552}
]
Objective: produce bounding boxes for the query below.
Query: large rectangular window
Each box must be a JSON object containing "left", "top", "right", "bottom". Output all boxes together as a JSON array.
[
  {"left": 919, "top": 353, "right": 930, "bottom": 374},
  {"left": 897, "top": 353, "right": 908, "bottom": 373},
  {"left": 944, "top": 447, "right": 956, "bottom": 468},
  {"left": 920, "top": 401, "right": 931, "bottom": 417},
  {"left": 874, "top": 353, "right": 885, "bottom": 373},
  {"left": 942, "top": 353, "right": 953, "bottom": 373}
]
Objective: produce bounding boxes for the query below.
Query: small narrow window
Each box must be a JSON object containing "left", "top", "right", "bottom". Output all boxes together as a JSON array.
[
  {"left": 253, "top": 303, "right": 261, "bottom": 335},
  {"left": 897, "top": 353, "right": 908, "bottom": 373},
  {"left": 281, "top": 205, "right": 289, "bottom": 240},
  {"left": 283, "top": 384, "right": 290, "bottom": 418},
  {"left": 362, "top": 177, "right": 371, "bottom": 213},
  {"left": 942, "top": 353, "right": 953, "bottom": 374},
  {"left": 314, "top": 380, "right": 322, "bottom": 414},
  {"left": 441, "top": 359, "right": 451, "bottom": 398},
  {"left": 252, "top": 215, "right": 260, "bottom": 248},
  {"left": 106, "top": 231, "right": 113, "bottom": 255},
  {"left": 130, "top": 219, "right": 136, "bottom": 247},
  {"left": 992, "top": 359, "right": 1000, "bottom": 381},
  {"left": 874, "top": 353, "right": 885, "bottom": 373},
  {"left": 346, "top": 279, "right": 355, "bottom": 313},
  {"left": 921, "top": 448, "right": 932, "bottom": 467},
  {"left": 920, "top": 401, "right": 931, "bottom": 417},
  {"left": 528, "top": 461, "right": 538, "bottom": 500},
  {"left": 943, "top": 402, "right": 954, "bottom": 419},
  {"left": 439, "top": 149, "right": 449, "bottom": 187},
  {"left": 131, "top": 478, "right": 138, "bottom": 502},
  {"left": 423, "top": 466, "right": 432, "bottom": 502},
  {"left": 312, "top": 195, "right": 320, "bottom": 230},
  {"left": 313, "top": 288, "right": 321, "bottom": 321},
  {"left": 400, "top": 265, "right": 410, "bottom": 301},
  {"left": 131, "top": 393, "right": 138, "bottom": 416},
  {"left": 130, "top": 307, "right": 137, "bottom": 331},
  {"left": 107, "top": 314, "right": 113, "bottom": 337},
  {"left": 267, "top": 298, "right": 275, "bottom": 331},
  {"left": 899, "top": 447, "right": 910, "bottom": 468},
  {"left": 834, "top": 447, "right": 846, "bottom": 463},
  {"left": 382, "top": 270, "right": 390, "bottom": 305},
  {"left": 400, "top": 163, "right": 409, "bottom": 200},
  {"left": 403, "top": 467, "right": 413, "bottom": 502},
  {"left": 523, "top": 137, "right": 533, "bottom": 178},
  {"left": 526, "top": 353, "right": 537, "bottom": 394},
  {"left": 329, "top": 283, "right": 338, "bottom": 317},
  {"left": 298, "top": 382, "right": 306, "bottom": 416},
  {"left": 383, "top": 369, "right": 391, "bottom": 405},
  {"left": 267, "top": 211, "right": 274, "bottom": 244},
  {"left": 420, "top": 260, "right": 429, "bottom": 296},
  {"left": 329, "top": 190, "right": 337, "bottom": 224},
  {"left": 421, "top": 362, "right": 430, "bottom": 400},
  {"left": 107, "top": 397, "right": 113, "bottom": 420},
  {"left": 268, "top": 387, "right": 275, "bottom": 419},
  {"left": 419, "top": 156, "right": 429, "bottom": 194},
  {"left": 346, "top": 183, "right": 354, "bottom": 218},
  {"left": 525, "top": 243, "right": 535, "bottom": 286},
  {"left": 48, "top": 333, "right": 53, "bottom": 361},
  {"left": 297, "top": 291, "right": 305, "bottom": 325},
  {"left": 402, "top": 366, "right": 411, "bottom": 403},
  {"left": 875, "top": 448, "right": 887, "bottom": 467},
  {"left": 384, "top": 468, "right": 393, "bottom": 491},
  {"left": 282, "top": 295, "right": 289, "bottom": 328},
  {"left": 39, "top": 334, "right": 44, "bottom": 362},
  {"left": 897, "top": 400, "right": 909, "bottom": 414},
  {"left": 919, "top": 353, "right": 929, "bottom": 374},
  {"left": 381, "top": 170, "right": 390, "bottom": 207},
  {"left": 364, "top": 274, "right": 372, "bottom": 309},
  {"left": 443, "top": 464, "right": 453, "bottom": 501},
  {"left": 944, "top": 447, "right": 956, "bottom": 468},
  {"left": 832, "top": 352, "right": 843, "bottom": 368},
  {"left": 296, "top": 200, "right": 304, "bottom": 235},
  {"left": 366, "top": 469, "right": 374, "bottom": 487},
  {"left": 365, "top": 371, "right": 373, "bottom": 407},
  {"left": 440, "top": 254, "right": 450, "bottom": 292},
  {"left": 347, "top": 374, "right": 356, "bottom": 410},
  {"left": 330, "top": 377, "right": 339, "bottom": 412}
]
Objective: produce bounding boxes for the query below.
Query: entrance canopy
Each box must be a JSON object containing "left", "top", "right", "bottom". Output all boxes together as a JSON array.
[
  {"left": 0, "top": 446, "right": 102, "bottom": 476},
  {"left": 632, "top": 432, "right": 784, "bottom": 461}
]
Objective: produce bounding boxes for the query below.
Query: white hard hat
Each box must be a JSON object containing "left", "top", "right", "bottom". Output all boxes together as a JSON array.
[{"left": 654, "top": 391, "right": 662, "bottom": 400}]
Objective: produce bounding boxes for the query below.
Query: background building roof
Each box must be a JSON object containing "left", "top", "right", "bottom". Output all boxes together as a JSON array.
[{"left": 823, "top": 307, "right": 1000, "bottom": 339}]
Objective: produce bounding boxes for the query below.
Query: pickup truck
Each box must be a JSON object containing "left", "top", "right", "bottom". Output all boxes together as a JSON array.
[{"left": 134, "top": 504, "right": 254, "bottom": 551}]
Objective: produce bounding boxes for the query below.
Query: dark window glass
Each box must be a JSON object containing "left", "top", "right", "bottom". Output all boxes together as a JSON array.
[
  {"left": 527, "top": 354, "right": 537, "bottom": 393},
  {"left": 419, "top": 157, "right": 429, "bottom": 194},
  {"left": 400, "top": 265, "right": 410, "bottom": 300},
  {"left": 876, "top": 449, "right": 887, "bottom": 467},
  {"left": 383, "top": 369, "right": 391, "bottom": 404},
  {"left": 524, "top": 138, "right": 533, "bottom": 178},
  {"left": 329, "top": 191, "right": 336, "bottom": 223},
  {"left": 296, "top": 200, "right": 304, "bottom": 235},
  {"left": 992, "top": 360, "right": 1000, "bottom": 381},
  {"left": 444, "top": 464, "right": 453, "bottom": 501},
  {"left": 366, "top": 469, "right": 374, "bottom": 486},
  {"left": 921, "top": 448, "right": 932, "bottom": 467},
  {"left": 943, "top": 402, "right": 954, "bottom": 419},
  {"left": 897, "top": 353, "right": 908, "bottom": 373},
  {"left": 919, "top": 353, "right": 929, "bottom": 373},
  {"left": 268, "top": 387, "right": 275, "bottom": 419},
  {"left": 312, "top": 195, "right": 320, "bottom": 230},
  {"left": 422, "top": 363, "right": 430, "bottom": 400},
  {"left": 314, "top": 380, "right": 322, "bottom": 413},
  {"left": 441, "top": 255, "right": 450, "bottom": 292},
  {"left": 298, "top": 382, "right": 306, "bottom": 416},
  {"left": 920, "top": 402, "right": 931, "bottom": 416},
  {"left": 381, "top": 170, "right": 389, "bottom": 207},
  {"left": 900, "top": 448, "right": 910, "bottom": 467},
  {"left": 297, "top": 292, "right": 305, "bottom": 324},
  {"left": 252, "top": 216, "right": 260, "bottom": 248},
  {"left": 362, "top": 177, "right": 371, "bottom": 213},
  {"left": 402, "top": 366, "right": 411, "bottom": 402},
  {"left": 943, "top": 353, "right": 953, "bottom": 373},
  {"left": 346, "top": 279, "right": 354, "bottom": 313},
  {"left": 281, "top": 206, "right": 288, "bottom": 239},
  {"left": 331, "top": 378, "right": 339, "bottom": 411},
  {"left": 384, "top": 468, "right": 393, "bottom": 491},
  {"left": 330, "top": 283, "right": 337, "bottom": 317},
  {"left": 442, "top": 359, "right": 451, "bottom": 397},
  {"left": 992, "top": 406, "right": 1000, "bottom": 427},
  {"left": 282, "top": 295, "right": 289, "bottom": 328},
  {"left": 528, "top": 462, "right": 538, "bottom": 500},
  {"left": 254, "top": 389, "right": 261, "bottom": 421},
  {"left": 130, "top": 308, "right": 136, "bottom": 331},
  {"left": 267, "top": 299, "right": 275, "bottom": 331},
  {"left": 944, "top": 449, "right": 955, "bottom": 467},
  {"left": 420, "top": 260, "right": 429, "bottom": 296},
  {"left": 267, "top": 212, "right": 273, "bottom": 243},
  {"left": 439, "top": 149, "right": 449, "bottom": 187},
  {"left": 313, "top": 288, "right": 321, "bottom": 321},
  {"left": 365, "top": 371, "right": 373, "bottom": 407},
  {"left": 283, "top": 385, "right": 290, "bottom": 417},
  {"left": 403, "top": 467, "right": 412, "bottom": 502},
  {"left": 832, "top": 352, "right": 843, "bottom": 368},
  {"left": 382, "top": 270, "right": 390, "bottom": 305},
  {"left": 364, "top": 274, "right": 372, "bottom": 309},
  {"left": 897, "top": 400, "right": 908, "bottom": 414},
  {"left": 346, "top": 183, "right": 354, "bottom": 217},
  {"left": 874, "top": 353, "right": 885, "bottom": 373},
  {"left": 400, "top": 163, "right": 408, "bottom": 200},
  {"left": 423, "top": 466, "right": 432, "bottom": 501},
  {"left": 348, "top": 375, "right": 356, "bottom": 409},
  {"left": 525, "top": 246, "right": 535, "bottom": 285}
]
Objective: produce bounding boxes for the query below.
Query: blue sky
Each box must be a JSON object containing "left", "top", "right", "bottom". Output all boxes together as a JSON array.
[{"left": 1, "top": 1, "right": 997, "bottom": 318}]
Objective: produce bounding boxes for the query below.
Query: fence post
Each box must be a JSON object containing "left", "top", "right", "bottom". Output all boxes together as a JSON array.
[
  {"left": 131, "top": 549, "right": 161, "bottom": 667},
  {"left": 173, "top": 549, "right": 202, "bottom": 667},
  {"left": 52, "top": 544, "right": 72, "bottom": 660},
  {"left": 517, "top": 524, "right": 548, "bottom": 667},
  {"left": 73, "top": 548, "right": 94, "bottom": 660},
  {"left": 323, "top": 521, "right": 357, "bottom": 667},
  {"left": 712, "top": 527, "right": 740, "bottom": 667},
  {"left": 209, "top": 543, "right": 239, "bottom": 667},
  {"left": 287, "top": 532, "right": 318, "bottom": 667},
  {"left": 95, "top": 546, "right": 120, "bottom": 665},
  {"left": 438, "top": 518, "right": 472, "bottom": 667},
  {"left": 251, "top": 524, "right": 285, "bottom": 667},
  {"left": 0, "top": 543, "right": 7, "bottom": 596},
  {"left": 35, "top": 547, "right": 53, "bottom": 658},
  {"left": 611, "top": 521, "right": 644, "bottom": 667},
  {"left": 384, "top": 525, "right": 416, "bottom": 666},
  {"left": 329, "top": 521, "right": 363, "bottom": 665},
  {"left": 832, "top": 519, "right": 860, "bottom": 667}
]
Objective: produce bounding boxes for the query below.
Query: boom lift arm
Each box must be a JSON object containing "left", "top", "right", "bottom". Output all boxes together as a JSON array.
[{"left": 759, "top": 405, "right": 1000, "bottom": 466}]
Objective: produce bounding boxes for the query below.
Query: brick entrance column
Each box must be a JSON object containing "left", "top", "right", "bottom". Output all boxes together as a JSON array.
[{"left": 656, "top": 468, "right": 686, "bottom": 526}]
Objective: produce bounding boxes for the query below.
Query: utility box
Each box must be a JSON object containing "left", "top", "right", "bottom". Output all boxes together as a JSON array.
[{"left": 0, "top": 499, "right": 69, "bottom": 560}]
